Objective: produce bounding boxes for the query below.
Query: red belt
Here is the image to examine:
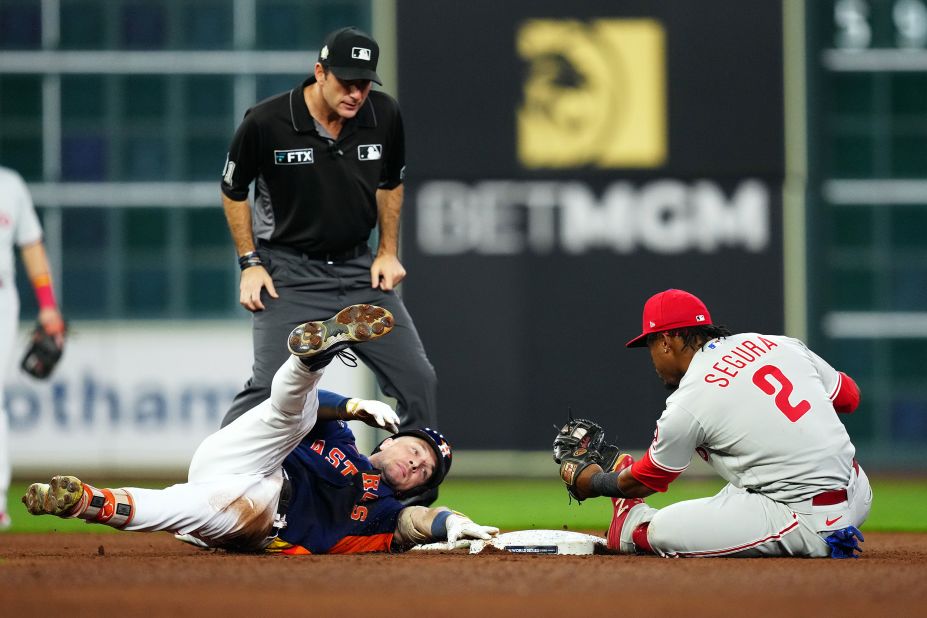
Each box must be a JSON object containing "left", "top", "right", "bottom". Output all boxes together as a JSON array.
[{"left": 811, "top": 459, "right": 858, "bottom": 506}]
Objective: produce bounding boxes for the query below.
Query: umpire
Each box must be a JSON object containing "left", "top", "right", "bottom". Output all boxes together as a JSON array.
[{"left": 219, "top": 26, "right": 439, "bottom": 499}]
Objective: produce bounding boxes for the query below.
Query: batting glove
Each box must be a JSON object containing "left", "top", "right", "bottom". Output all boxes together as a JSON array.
[
  {"left": 346, "top": 398, "right": 400, "bottom": 433},
  {"left": 445, "top": 513, "right": 500, "bottom": 548}
]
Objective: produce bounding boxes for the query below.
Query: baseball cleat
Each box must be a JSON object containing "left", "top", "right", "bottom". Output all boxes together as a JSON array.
[
  {"left": 22, "top": 475, "right": 84, "bottom": 516},
  {"left": 606, "top": 497, "right": 645, "bottom": 551},
  {"left": 288, "top": 304, "right": 394, "bottom": 368}
]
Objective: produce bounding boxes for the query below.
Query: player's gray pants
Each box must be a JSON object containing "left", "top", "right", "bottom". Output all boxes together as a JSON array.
[
  {"left": 221, "top": 245, "right": 438, "bottom": 431},
  {"left": 619, "top": 463, "right": 872, "bottom": 557}
]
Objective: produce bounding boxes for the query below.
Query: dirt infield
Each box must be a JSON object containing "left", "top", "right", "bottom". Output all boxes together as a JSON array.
[{"left": 2, "top": 531, "right": 925, "bottom": 616}]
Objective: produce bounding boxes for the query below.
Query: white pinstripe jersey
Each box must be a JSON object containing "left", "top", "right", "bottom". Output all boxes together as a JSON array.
[
  {"left": 0, "top": 166, "right": 42, "bottom": 282},
  {"left": 647, "top": 333, "right": 856, "bottom": 503}
]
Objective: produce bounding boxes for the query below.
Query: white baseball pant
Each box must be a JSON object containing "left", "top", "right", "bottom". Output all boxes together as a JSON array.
[
  {"left": 114, "top": 356, "right": 321, "bottom": 548},
  {"left": 618, "top": 463, "right": 872, "bottom": 558}
]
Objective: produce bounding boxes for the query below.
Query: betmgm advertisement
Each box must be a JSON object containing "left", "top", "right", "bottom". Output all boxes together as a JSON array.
[{"left": 398, "top": 1, "right": 784, "bottom": 450}]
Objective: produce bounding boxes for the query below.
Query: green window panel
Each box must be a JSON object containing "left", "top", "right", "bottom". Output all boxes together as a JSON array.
[
  {"left": 890, "top": 74, "right": 927, "bottom": 115},
  {"left": 125, "top": 267, "right": 169, "bottom": 315},
  {"left": 120, "top": 75, "right": 168, "bottom": 120},
  {"left": 256, "top": 1, "right": 304, "bottom": 50},
  {"left": 889, "top": 135, "right": 927, "bottom": 177},
  {"left": 256, "top": 0, "right": 370, "bottom": 51},
  {"left": 182, "top": 76, "right": 234, "bottom": 119},
  {"left": 257, "top": 75, "right": 303, "bottom": 101},
  {"left": 187, "top": 268, "right": 236, "bottom": 315},
  {"left": 890, "top": 266, "right": 927, "bottom": 311},
  {"left": 60, "top": 267, "right": 110, "bottom": 315},
  {"left": 830, "top": 208, "right": 874, "bottom": 249},
  {"left": 828, "top": 73, "right": 875, "bottom": 115},
  {"left": 120, "top": 136, "right": 168, "bottom": 180},
  {"left": 891, "top": 340, "right": 927, "bottom": 381},
  {"left": 825, "top": 339, "right": 876, "bottom": 382},
  {"left": 313, "top": 1, "right": 372, "bottom": 41},
  {"left": 891, "top": 206, "right": 927, "bottom": 248},
  {"left": 119, "top": 1, "right": 167, "bottom": 50},
  {"left": 60, "top": 207, "right": 109, "bottom": 252},
  {"left": 829, "top": 268, "right": 876, "bottom": 311},
  {"left": 0, "top": 136, "right": 42, "bottom": 180},
  {"left": 61, "top": 75, "right": 107, "bottom": 127},
  {"left": 185, "top": 209, "right": 231, "bottom": 247},
  {"left": 124, "top": 208, "right": 168, "bottom": 249},
  {"left": 0, "top": 75, "right": 42, "bottom": 118},
  {"left": 60, "top": 0, "right": 107, "bottom": 49},
  {"left": 184, "top": 136, "right": 227, "bottom": 181},
  {"left": 45, "top": 206, "right": 238, "bottom": 319},
  {"left": 840, "top": 399, "right": 876, "bottom": 441},
  {"left": 180, "top": 2, "right": 232, "bottom": 50},
  {"left": 828, "top": 135, "right": 876, "bottom": 177}
]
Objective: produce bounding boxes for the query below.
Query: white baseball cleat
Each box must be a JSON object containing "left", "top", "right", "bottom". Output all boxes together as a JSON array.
[
  {"left": 288, "top": 304, "right": 394, "bottom": 369},
  {"left": 22, "top": 475, "right": 84, "bottom": 516}
]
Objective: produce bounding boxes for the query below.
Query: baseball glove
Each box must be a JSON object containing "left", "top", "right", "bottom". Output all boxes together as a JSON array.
[
  {"left": 553, "top": 418, "right": 625, "bottom": 502},
  {"left": 21, "top": 321, "right": 65, "bottom": 379}
]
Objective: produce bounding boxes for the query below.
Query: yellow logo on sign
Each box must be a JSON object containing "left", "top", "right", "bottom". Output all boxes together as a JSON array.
[{"left": 517, "top": 19, "right": 667, "bottom": 169}]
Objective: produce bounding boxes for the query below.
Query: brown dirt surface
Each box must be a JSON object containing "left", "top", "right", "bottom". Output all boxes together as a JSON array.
[{"left": 1, "top": 531, "right": 925, "bottom": 617}]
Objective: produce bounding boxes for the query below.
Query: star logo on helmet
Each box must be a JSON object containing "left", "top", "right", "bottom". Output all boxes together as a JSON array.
[
  {"left": 439, "top": 441, "right": 451, "bottom": 457},
  {"left": 320, "top": 45, "right": 329, "bottom": 60}
]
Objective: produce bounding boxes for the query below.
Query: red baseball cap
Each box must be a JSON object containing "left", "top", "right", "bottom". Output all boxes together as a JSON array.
[{"left": 626, "top": 289, "right": 712, "bottom": 348}]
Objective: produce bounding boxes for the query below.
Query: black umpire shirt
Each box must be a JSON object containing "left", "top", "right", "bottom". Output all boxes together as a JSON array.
[{"left": 221, "top": 76, "right": 406, "bottom": 254}]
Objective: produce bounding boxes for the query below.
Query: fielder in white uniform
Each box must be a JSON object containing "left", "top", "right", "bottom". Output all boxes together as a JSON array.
[
  {"left": 572, "top": 289, "right": 871, "bottom": 558},
  {"left": 0, "top": 165, "right": 65, "bottom": 530}
]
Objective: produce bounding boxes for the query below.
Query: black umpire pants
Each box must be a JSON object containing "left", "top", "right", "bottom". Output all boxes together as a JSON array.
[{"left": 221, "top": 243, "right": 438, "bottom": 431}]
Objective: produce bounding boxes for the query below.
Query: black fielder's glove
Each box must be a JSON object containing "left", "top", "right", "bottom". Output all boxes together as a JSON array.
[
  {"left": 553, "top": 418, "right": 606, "bottom": 465},
  {"left": 553, "top": 418, "right": 628, "bottom": 501},
  {"left": 21, "top": 321, "right": 66, "bottom": 379}
]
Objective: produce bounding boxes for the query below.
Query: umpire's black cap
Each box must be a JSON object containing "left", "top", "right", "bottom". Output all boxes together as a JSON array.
[{"left": 318, "top": 26, "right": 382, "bottom": 85}]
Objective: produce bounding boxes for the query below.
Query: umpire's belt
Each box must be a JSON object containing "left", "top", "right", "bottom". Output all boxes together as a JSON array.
[{"left": 259, "top": 240, "right": 369, "bottom": 263}]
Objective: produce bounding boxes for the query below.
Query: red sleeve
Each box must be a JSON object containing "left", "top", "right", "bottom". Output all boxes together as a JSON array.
[
  {"left": 832, "top": 371, "right": 860, "bottom": 414},
  {"left": 629, "top": 449, "right": 682, "bottom": 493}
]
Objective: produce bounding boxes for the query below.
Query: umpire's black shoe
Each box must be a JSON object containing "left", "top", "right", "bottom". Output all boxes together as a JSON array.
[
  {"left": 399, "top": 486, "right": 439, "bottom": 508},
  {"left": 288, "top": 304, "right": 394, "bottom": 371}
]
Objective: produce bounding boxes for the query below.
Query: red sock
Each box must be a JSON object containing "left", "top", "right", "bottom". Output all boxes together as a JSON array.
[{"left": 631, "top": 522, "right": 654, "bottom": 554}]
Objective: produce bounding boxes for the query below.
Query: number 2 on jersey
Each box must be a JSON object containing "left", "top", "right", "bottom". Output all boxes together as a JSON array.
[{"left": 752, "top": 365, "right": 811, "bottom": 422}]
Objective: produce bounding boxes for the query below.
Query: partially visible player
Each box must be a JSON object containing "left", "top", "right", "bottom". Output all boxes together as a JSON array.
[
  {"left": 0, "top": 165, "right": 66, "bottom": 530},
  {"left": 22, "top": 304, "right": 497, "bottom": 553},
  {"left": 559, "top": 289, "right": 871, "bottom": 558}
]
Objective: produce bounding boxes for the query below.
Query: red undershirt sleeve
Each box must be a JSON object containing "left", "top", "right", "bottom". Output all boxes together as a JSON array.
[
  {"left": 630, "top": 449, "right": 683, "bottom": 493},
  {"left": 832, "top": 371, "right": 860, "bottom": 414}
]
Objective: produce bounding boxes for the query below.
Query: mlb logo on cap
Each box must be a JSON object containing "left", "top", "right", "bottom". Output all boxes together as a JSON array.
[
  {"left": 626, "top": 289, "right": 713, "bottom": 347},
  {"left": 317, "top": 26, "right": 382, "bottom": 85}
]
